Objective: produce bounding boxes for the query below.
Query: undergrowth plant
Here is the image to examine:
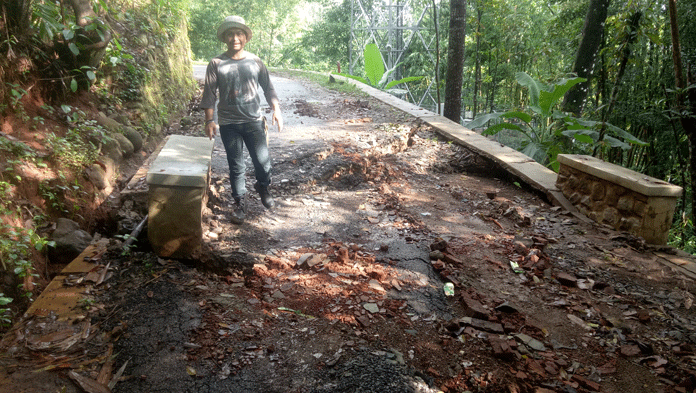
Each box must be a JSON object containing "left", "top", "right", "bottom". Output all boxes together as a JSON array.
[
  {"left": 5, "top": 83, "right": 30, "bottom": 123},
  {"left": 333, "top": 43, "right": 425, "bottom": 97},
  {"left": 32, "top": 0, "right": 105, "bottom": 92},
  {"left": 38, "top": 106, "right": 110, "bottom": 219},
  {"left": 0, "top": 178, "right": 54, "bottom": 307},
  {"left": 670, "top": 213, "right": 696, "bottom": 254},
  {"left": 467, "top": 72, "right": 647, "bottom": 171},
  {"left": 0, "top": 293, "right": 12, "bottom": 328},
  {"left": 0, "top": 130, "right": 57, "bottom": 312},
  {"left": 46, "top": 108, "right": 101, "bottom": 171}
]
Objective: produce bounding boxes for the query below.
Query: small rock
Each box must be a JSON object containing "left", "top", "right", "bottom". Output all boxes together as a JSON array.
[
  {"left": 577, "top": 278, "right": 594, "bottom": 290},
  {"left": 356, "top": 316, "right": 370, "bottom": 327},
  {"left": 494, "top": 302, "right": 518, "bottom": 313},
  {"left": 460, "top": 294, "right": 489, "bottom": 320},
  {"left": 426, "top": 367, "right": 440, "bottom": 377},
  {"left": 513, "top": 241, "right": 529, "bottom": 255},
  {"left": 454, "top": 317, "right": 504, "bottom": 334},
  {"left": 567, "top": 314, "right": 592, "bottom": 331},
  {"left": 515, "top": 333, "right": 547, "bottom": 351},
  {"left": 431, "top": 260, "right": 446, "bottom": 271},
  {"left": 368, "top": 280, "right": 385, "bottom": 293},
  {"left": 297, "top": 253, "right": 312, "bottom": 266},
  {"left": 620, "top": 344, "right": 641, "bottom": 357},
  {"left": 363, "top": 303, "right": 380, "bottom": 314},
  {"left": 637, "top": 309, "right": 651, "bottom": 323},
  {"left": 488, "top": 336, "right": 515, "bottom": 360},
  {"left": 555, "top": 271, "right": 577, "bottom": 287},
  {"left": 572, "top": 374, "right": 601, "bottom": 392},
  {"left": 442, "top": 252, "right": 463, "bottom": 265},
  {"left": 430, "top": 238, "right": 447, "bottom": 251},
  {"left": 429, "top": 250, "right": 445, "bottom": 260},
  {"left": 49, "top": 218, "right": 93, "bottom": 264}
]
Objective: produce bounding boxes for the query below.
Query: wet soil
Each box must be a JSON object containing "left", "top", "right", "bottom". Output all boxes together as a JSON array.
[{"left": 3, "top": 73, "right": 696, "bottom": 393}]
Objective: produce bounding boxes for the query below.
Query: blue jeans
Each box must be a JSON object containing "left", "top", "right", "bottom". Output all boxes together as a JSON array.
[{"left": 219, "top": 120, "right": 271, "bottom": 198}]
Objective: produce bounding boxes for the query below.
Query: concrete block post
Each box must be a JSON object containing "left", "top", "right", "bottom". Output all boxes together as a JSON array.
[{"left": 146, "top": 135, "right": 215, "bottom": 258}]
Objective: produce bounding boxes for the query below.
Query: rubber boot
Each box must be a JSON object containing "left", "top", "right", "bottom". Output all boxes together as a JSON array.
[
  {"left": 231, "top": 194, "right": 247, "bottom": 224},
  {"left": 255, "top": 183, "right": 275, "bottom": 209}
]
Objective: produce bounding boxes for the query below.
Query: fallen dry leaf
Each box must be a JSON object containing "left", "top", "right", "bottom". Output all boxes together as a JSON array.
[{"left": 68, "top": 370, "right": 111, "bottom": 393}]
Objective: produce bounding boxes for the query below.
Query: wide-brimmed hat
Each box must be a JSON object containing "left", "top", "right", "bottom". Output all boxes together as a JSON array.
[{"left": 217, "top": 15, "right": 252, "bottom": 42}]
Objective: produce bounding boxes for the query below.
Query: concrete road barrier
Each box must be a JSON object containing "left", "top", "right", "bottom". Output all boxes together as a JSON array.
[{"left": 146, "top": 135, "right": 215, "bottom": 258}]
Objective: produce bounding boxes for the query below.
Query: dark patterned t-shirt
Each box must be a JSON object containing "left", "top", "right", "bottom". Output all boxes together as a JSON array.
[{"left": 200, "top": 53, "right": 278, "bottom": 125}]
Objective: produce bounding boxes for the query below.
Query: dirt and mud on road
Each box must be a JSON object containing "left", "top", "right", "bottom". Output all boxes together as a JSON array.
[{"left": 3, "top": 73, "right": 696, "bottom": 393}]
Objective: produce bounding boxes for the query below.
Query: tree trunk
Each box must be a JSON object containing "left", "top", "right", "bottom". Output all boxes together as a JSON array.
[
  {"left": 1, "top": 0, "right": 33, "bottom": 50},
  {"left": 2, "top": 0, "right": 33, "bottom": 35},
  {"left": 431, "top": 0, "right": 441, "bottom": 113},
  {"left": 668, "top": 0, "right": 696, "bottom": 222},
  {"left": 594, "top": 11, "right": 642, "bottom": 157},
  {"left": 562, "top": 0, "right": 610, "bottom": 116},
  {"left": 443, "top": 0, "right": 467, "bottom": 123},
  {"left": 472, "top": 6, "right": 482, "bottom": 119},
  {"left": 490, "top": 50, "right": 497, "bottom": 111},
  {"left": 594, "top": 35, "right": 607, "bottom": 108},
  {"left": 66, "top": 0, "right": 97, "bottom": 26}
]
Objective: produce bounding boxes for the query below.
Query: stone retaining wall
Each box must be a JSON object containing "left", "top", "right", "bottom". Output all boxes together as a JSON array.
[{"left": 556, "top": 154, "right": 682, "bottom": 245}]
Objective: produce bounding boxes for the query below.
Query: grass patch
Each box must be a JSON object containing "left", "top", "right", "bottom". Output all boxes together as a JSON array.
[{"left": 269, "top": 68, "right": 365, "bottom": 97}]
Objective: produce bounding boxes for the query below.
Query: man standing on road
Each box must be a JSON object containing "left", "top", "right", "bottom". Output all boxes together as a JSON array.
[{"left": 200, "top": 15, "right": 283, "bottom": 224}]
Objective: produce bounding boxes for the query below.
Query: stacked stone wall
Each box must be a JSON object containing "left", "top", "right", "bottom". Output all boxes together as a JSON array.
[{"left": 557, "top": 165, "right": 676, "bottom": 245}]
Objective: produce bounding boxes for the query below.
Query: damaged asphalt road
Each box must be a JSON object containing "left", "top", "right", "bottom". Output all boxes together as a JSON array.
[{"left": 3, "top": 72, "right": 696, "bottom": 393}]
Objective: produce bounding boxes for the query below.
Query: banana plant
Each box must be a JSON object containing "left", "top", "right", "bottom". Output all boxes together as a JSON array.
[
  {"left": 467, "top": 72, "right": 646, "bottom": 170},
  {"left": 334, "top": 43, "right": 424, "bottom": 95}
]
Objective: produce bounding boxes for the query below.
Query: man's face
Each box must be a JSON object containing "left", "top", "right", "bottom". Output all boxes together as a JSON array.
[{"left": 223, "top": 28, "right": 247, "bottom": 50}]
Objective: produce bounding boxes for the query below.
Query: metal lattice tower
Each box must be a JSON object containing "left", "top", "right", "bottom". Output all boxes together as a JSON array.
[{"left": 350, "top": 0, "right": 440, "bottom": 111}]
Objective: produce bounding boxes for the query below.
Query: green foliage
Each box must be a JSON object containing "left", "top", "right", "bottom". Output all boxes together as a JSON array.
[
  {"left": 188, "top": 0, "right": 315, "bottom": 64},
  {"left": 0, "top": 180, "right": 55, "bottom": 297},
  {"left": 4, "top": 83, "right": 29, "bottom": 122},
  {"left": 0, "top": 189, "right": 53, "bottom": 301},
  {"left": 0, "top": 293, "right": 12, "bottom": 327},
  {"left": 45, "top": 128, "right": 98, "bottom": 172},
  {"left": 274, "top": 69, "right": 361, "bottom": 96},
  {"left": 670, "top": 213, "right": 696, "bottom": 255},
  {"left": 32, "top": 1, "right": 68, "bottom": 42},
  {"left": 293, "top": 0, "right": 351, "bottom": 70},
  {"left": 115, "top": 233, "right": 136, "bottom": 256},
  {"left": 78, "top": 297, "right": 95, "bottom": 310},
  {"left": 103, "top": 36, "right": 131, "bottom": 69},
  {"left": 148, "top": 0, "right": 189, "bottom": 34},
  {"left": 39, "top": 181, "right": 67, "bottom": 215},
  {"left": 561, "top": 118, "right": 648, "bottom": 153},
  {"left": 468, "top": 72, "right": 646, "bottom": 170},
  {"left": 112, "top": 56, "right": 149, "bottom": 102},
  {"left": 38, "top": 173, "right": 88, "bottom": 220},
  {"left": 32, "top": 107, "right": 105, "bottom": 218},
  {"left": 30, "top": 0, "right": 106, "bottom": 92},
  {"left": 334, "top": 43, "right": 425, "bottom": 95}
]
